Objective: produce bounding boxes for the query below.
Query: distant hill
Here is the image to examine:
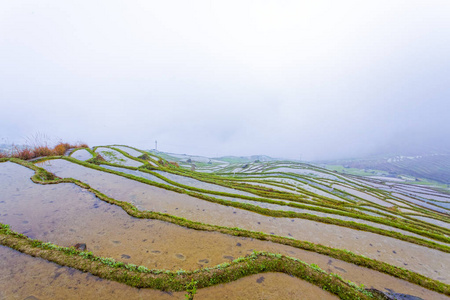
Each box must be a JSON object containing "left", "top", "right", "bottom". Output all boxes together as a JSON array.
[
  {"left": 214, "top": 155, "right": 276, "bottom": 164},
  {"left": 322, "top": 153, "right": 450, "bottom": 184}
]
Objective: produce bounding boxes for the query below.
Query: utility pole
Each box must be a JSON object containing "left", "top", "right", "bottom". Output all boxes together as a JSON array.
[{"left": 155, "top": 140, "right": 157, "bottom": 151}]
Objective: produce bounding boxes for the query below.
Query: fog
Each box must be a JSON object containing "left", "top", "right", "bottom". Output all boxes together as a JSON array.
[{"left": 1, "top": 1, "right": 449, "bottom": 160}]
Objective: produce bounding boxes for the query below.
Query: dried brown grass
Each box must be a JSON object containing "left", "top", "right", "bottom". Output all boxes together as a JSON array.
[{"left": 4, "top": 142, "right": 89, "bottom": 160}]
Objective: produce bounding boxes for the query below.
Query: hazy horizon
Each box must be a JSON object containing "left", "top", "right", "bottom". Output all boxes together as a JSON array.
[{"left": 1, "top": 1, "right": 449, "bottom": 161}]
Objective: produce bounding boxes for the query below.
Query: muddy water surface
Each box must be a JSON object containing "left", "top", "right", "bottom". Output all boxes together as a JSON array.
[
  {"left": 1, "top": 246, "right": 341, "bottom": 300},
  {"left": 1, "top": 162, "right": 332, "bottom": 271},
  {"left": 196, "top": 273, "right": 338, "bottom": 300},
  {"left": 0, "top": 246, "right": 176, "bottom": 300},
  {"left": 38, "top": 160, "right": 450, "bottom": 283},
  {"left": 1, "top": 161, "right": 447, "bottom": 298}
]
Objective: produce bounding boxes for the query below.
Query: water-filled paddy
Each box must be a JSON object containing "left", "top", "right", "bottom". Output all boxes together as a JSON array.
[
  {"left": 95, "top": 147, "right": 142, "bottom": 168},
  {"left": 332, "top": 184, "right": 393, "bottom": 207},
  {"left": 2, "top": 155, "right": 450, "bottom": 299},
  {"left": 70, "top": 149, "right": 93, "bottom": 161},
  {"left": 1, "top": 245, "right": 349, "bottom": 299},
  {"left": 153, "top": 170, "right": 262, "bottom": 197},
  {"left": 111, "top": 145, "right": 143, "bottom": 157},
  {"left": 36, "top": 160, "right": 450, "bottom": 283},
  {"left": 392, "top": 192, "right": 449, "bottom": 214},
  {"left": 205, "top": 194, "right": 445, "bottom": 244}
]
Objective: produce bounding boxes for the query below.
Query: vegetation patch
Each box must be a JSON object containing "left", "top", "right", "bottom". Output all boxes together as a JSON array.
[{"left": 0, "top": 142, "right": 88, "bottom": 160}]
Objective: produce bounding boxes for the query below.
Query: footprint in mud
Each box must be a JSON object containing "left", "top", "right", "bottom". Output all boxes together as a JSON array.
[
  {"left": 334, "top": 266, "right": 346, "bottom": 273},
  {"left": 151, "top": 250, "right": 161, "bottom": 254},
  {"left": 175, "top": 254, "right": 186, "bottom": 260},
  {"left": 121, "top": 254, "right": 131, "bottom": 259},
  {"left": 256, "top": 276, "right": 265, "bottom": 284},
  {"left": 236, "top": 243, "right": 242, "bottom": 247},
  {"left": 198, "top": 259, "right": 209, "bottom": 263},
  {"left": 112, "top": 240, "right": 121, "bottom": 244},
  {"left": 223, "top": 255, "right": 234, "bottom": 261}
]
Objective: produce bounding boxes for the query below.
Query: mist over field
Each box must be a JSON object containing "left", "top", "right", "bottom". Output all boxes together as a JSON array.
[{"left": 1, "top": 1, "right": 449, "bottom": 160}]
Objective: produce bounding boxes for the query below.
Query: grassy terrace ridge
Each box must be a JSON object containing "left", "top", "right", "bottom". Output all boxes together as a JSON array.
[
  {"left": 62, "top": 158, "right": 450, "bottom": 251},
  {"left": 206, "top": 171, "right": 450, "bottom": 234},
  {"left": 132, "top": 166, "right": 450, "bottom": 241},
  {"left": 63, "top": 149, "right": 450, "bottom": 248},
  {"left": 107, "top": 146, "right": 450, "bottom": 231},
  {"left": 98, "top": 147, "right": 450, "bottom": 238},
  {"left": 0, "top": 224, "right": 375, "bottom": 300},
  {"left": 1, "top": 158, "right": 449, "bottom": 296},
  {"left": 109, "top": 147, "right": 450, "bottom": 233}
]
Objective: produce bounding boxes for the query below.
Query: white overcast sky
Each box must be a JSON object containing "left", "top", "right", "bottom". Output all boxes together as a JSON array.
[{"left": 1, "top": 1, "right": 449, "bottom": 160}]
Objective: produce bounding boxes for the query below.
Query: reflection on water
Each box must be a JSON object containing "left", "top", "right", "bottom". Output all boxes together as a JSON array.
[
  {"left": 70, "top": 149, "right": 93, "bottom": 161},
  {"left": 36, "top": 159, "right": 450, "bottom": 283}
]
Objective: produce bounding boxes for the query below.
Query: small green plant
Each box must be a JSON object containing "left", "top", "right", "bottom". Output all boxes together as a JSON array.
[
  {"left": 185, "top": 279, "right": 198, "bottom": 300},
  {"left": 138, "top": 153, "right": 150, "bottom": 160}
]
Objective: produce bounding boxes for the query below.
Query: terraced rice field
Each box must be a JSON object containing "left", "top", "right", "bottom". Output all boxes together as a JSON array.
[{"left": 1, "top": 145, "right": 449, "bottom": 299}]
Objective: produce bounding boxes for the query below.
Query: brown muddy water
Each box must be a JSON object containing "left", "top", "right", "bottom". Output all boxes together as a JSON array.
[
  {"left": 37, "top": 159, "right": 450, "bottom": 283},
  {"left": 0, "top": 162, "right": 448, "bottom": 298},
  {"left": 393, "top": 192, "right": 449, "bottom": 214},
  {"left": 0, "top": 246, "right": 341, "bottom": 300}
]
